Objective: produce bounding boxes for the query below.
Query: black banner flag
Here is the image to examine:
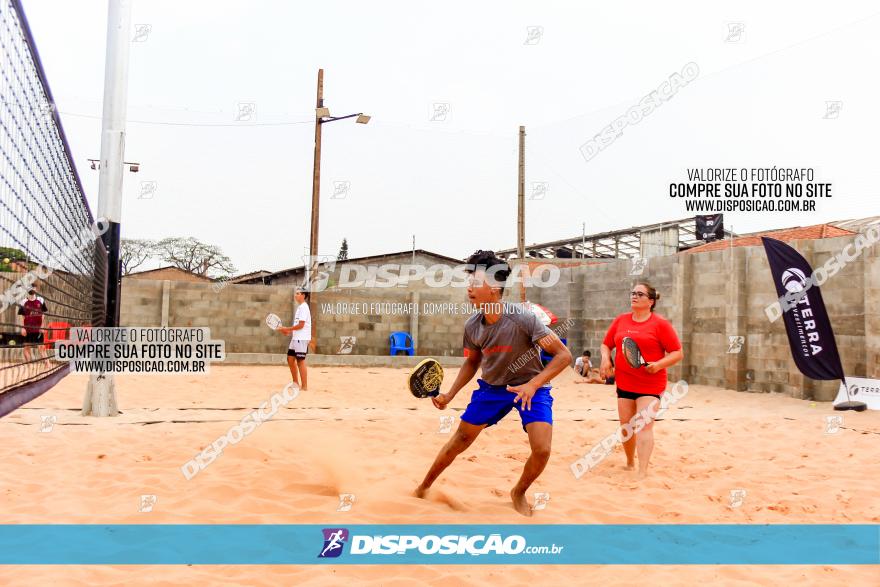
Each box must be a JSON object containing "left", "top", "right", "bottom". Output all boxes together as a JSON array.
[
  {"left": 696, "top": 214, "right": 724, "bottom": 241},
  {"left": 761, "top": 237, "right": 845, "bottom": 381}
]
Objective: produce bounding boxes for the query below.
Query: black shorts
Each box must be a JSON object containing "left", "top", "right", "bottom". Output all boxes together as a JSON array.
[
  {"left": 24, "top": 332, "right": 44, "bottom": 344},
  {"left": 287, "top": 340, "right": 308, "bottom": 360},
  {"left": 616, "top": 387, "right": 661, "bottom": 401},
  {"left": 287, "top": 349, "right": 308, "bottom": 360}
]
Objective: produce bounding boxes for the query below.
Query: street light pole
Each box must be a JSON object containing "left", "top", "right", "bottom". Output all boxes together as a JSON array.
[
  {"left": 305, "top": 69, "right": 370, "bottom": 353},
  {"left": 308, "top": 69, "right": 324, "bottom": 291}
]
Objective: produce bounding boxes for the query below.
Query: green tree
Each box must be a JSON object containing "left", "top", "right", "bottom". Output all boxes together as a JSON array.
[
  {"left": 155, "top": 237, "right": 236, "bottom": 278},
  {"left": 120, "top": 238, "right": 156, "bottom": 275},
  {"left": 0, "top": 246, "right": 27, "bottom": 272},
  {"left": 337, "top": 238, "right": 349, "bottom": 261}
]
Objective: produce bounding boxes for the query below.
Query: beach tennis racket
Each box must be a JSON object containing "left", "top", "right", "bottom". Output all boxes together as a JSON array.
[
  {"left": 409, "top": 358, "right": 444, "bottom": 398},
  {"left": 265, "top": 313, "right": 283, "bottom": 330},
  {"left": 622, "top": 337, "right": 649, "bottom": 369}
]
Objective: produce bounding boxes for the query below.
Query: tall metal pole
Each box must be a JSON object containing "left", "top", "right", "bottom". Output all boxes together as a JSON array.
[
  {"left": 582, "top": 222, "right": 586, "bottom": 259},
  {"left": 517, "top": 126, "right": 526, "bottom": 302},
  {"left": 83, "top": 0, "right": 132, "bottom": 417},
  {"left": 517, "top": 126, "right": 525, "bottom": 260}
]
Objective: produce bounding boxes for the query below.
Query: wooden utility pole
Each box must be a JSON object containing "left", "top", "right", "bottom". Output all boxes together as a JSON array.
[
  {"left": 309, "top": 69, "right": 323, "bottom": 282},
  {"left": 308, "top": 69, "right": 324, "bottom": 352},
  {"left": 517, "top": 126, "right": 526, "bottom": 302}
]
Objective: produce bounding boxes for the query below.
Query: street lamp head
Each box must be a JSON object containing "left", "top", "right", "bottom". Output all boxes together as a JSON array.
[
  {"left": 316, "top": 107, "right": 331, "bottom": 118},
  {"left": 355, "top": 114, "right": 371, "bottom": 124}
]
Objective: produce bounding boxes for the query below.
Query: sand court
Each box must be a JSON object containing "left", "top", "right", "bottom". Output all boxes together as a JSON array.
[{"left": 1, "top": 365, "right": 878, "bottom": 584}]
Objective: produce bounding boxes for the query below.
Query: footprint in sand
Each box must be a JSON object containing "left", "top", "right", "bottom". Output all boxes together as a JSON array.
[
  {"left": 283, "top": 482, "right": 338, "bottom": 497},
  {"left": 425, "top": 489, "right": 466, "bottom": 511}
]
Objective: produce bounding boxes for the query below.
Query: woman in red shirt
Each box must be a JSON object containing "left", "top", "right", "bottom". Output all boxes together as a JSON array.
[{"left": 599, "top": 281, "right": 683, "bottom": 478}]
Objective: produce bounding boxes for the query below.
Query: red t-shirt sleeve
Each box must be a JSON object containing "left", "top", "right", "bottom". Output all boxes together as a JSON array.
[
  {"left": 602, "top": 315, "right": 621, "bottom": 349},
  {"left": 656, "top": 317, "right": 682, "bottom": 353}
]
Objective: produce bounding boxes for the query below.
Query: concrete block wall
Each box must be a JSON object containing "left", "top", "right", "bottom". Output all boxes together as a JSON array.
[
  {"left": 525, "top": 256, "right": 679, "bottom": 376},
  {"left": 312, "top": 288, "right": 413, "bottom": 356},
  {"left": 121, "top": 279, "right": 293, "bottom": 354},
  {"left": 416, "top": 290, "right": 470, "bottom": 357},
  {"left": 865, "top": 241, "right": 880, "bottom": 380},
  {"left": 686, "top": 249, "right": 734, "bottom": 387},
  {"left": 120, "top": 278, "right": 470, "bottom": 357},
  {"left": 119, "top": 235, "right": 879, "bottom": 399},
  {"left": 119, "top": 278, "right": 164, "bottom": 328},
  {"left": 521, "top": 234, "right": 878, "bottom": 399}
]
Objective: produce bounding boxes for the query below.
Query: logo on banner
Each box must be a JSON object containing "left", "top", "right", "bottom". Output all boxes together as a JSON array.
[
  {"left": 318, "top": 528, "right": 349, "bottom": 558},
  {"left": 781, "top": 268, "right": 808, "bottom": 294},
  {"left": 779, "top": 271, "right": 822, "bottom": 356},
  {"left": 761, "top": 237, "right": 846, "bottom": 383},
  {"left": 834, "top": 376, "right": 880, "bottom": 410}
]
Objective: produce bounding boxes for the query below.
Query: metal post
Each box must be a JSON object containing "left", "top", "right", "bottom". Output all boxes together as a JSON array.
[
  {"left": 517, "top": 126, "right": 525, "bottom": 260},
  {"left": 517, "top": 126, "right": 526, "bottom": 302},
  {"left": 582, "top": 222, "right": 586, "bottom": 259},
  {"left": 83, "top": 0, "right": 132, "bottom": 417}
]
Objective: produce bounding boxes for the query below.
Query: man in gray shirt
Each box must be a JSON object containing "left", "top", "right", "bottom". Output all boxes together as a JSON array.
[{"left": 414, "top": 250, "right": 571, "bottom": 516}]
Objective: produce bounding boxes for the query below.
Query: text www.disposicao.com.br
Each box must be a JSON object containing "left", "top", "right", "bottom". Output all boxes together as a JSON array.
[
  {"left": 685, "top": 199, "right": 816, "bottom": 212},
  {"left": 72, "top": 360, "right": 207, "bottom": 373}
]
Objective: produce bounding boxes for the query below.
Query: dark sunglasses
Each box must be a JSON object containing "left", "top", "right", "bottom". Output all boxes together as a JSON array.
[{"left": 630, "top": 291, "right": 650, "bottom": 298}]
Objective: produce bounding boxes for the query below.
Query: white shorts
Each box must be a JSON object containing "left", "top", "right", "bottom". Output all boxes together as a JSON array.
[{"left": 288, "top": 340, "right": 309, "bottom": 360}]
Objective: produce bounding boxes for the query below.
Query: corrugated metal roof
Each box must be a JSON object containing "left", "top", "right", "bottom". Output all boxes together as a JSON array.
[{"left": 684, "top": 224, "right": 855, "bottom": 254}]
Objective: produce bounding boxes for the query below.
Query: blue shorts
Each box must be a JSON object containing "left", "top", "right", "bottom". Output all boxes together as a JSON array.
[{"left": 461, "top": 379, "right": 553, "bottom": 431}]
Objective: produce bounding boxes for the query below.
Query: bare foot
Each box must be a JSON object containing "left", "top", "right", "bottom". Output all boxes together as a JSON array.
[
  {"left": 625, "top": 462, "right": 635, "bottom": 471},
  {"left": 510, "top": 489, "right": 533, "bottom": 517},
  {"left": 637, "top": 469, "right": 648, "bottom": 479},
  {"left": 413, "top": 485, "right": 429, "bottom": 499}
]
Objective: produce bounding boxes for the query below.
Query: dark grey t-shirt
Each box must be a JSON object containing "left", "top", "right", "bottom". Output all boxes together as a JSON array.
[{"left": 463, "top": 302, "right": 554, "bottom": 387}]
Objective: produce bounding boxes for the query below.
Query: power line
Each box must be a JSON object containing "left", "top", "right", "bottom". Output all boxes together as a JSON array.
[{"left": 58, "top": 110, "right": 313, "bottom": 127}]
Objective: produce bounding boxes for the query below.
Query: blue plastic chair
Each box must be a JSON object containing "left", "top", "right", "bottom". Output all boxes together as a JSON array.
[{"left": 389, "top": 331, "right": 415, "bottom": 356}]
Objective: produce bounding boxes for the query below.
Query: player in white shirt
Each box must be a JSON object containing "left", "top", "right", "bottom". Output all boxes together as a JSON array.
[
  {"left": 278, "top": 287, "right": 311, "bottom": 391},
  {"left": 574, "top": 350, "right": 604, "bottom": 384}
]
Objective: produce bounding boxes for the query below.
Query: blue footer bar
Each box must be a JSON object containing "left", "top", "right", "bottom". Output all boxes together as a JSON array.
[{"left": 0, "top": 525, "right": 877, "bottom": 565}]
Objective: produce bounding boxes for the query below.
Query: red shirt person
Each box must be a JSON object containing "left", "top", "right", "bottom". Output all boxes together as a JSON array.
[
  {"left": 603, "top": 312, "right": 681, "bottom": 395},
  {"left": 600, "top": 281, "right": 683, "bottom": 478},
  {"left": 18, "top": 289, "right": 48, "bottom": 343}
]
